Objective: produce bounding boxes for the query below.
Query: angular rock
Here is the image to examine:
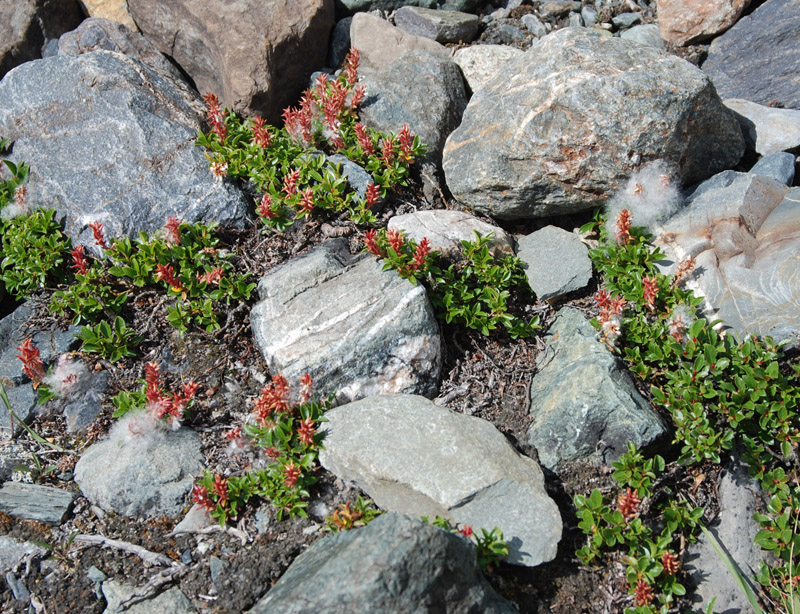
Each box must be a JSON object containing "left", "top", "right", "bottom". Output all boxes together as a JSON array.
[
  {"left": 702, "top": 0, "right": 800, "bottom": 110},
  {"left": 0, "top": 51, "right": 252, "bottom": 247},
  {"left": 750, "top": 152, "right": 796, "bottom": 186},
  {"left": 320, "top": 394, "right": 562, "bottom": 566},
  {"left": 538, "top": 1, "right": 580, "bottom": 19},
  {"left": 0, "top": 0, "right": 84, "bottom": 79},
  {"left": 250, "top": 239, "right": 440, "bottom": 404},
  {"left": 0, "top": 482, "right": 75, "bottom": 525},
  {"left": 350, "top": 12, "right": 448, "bottom": 73},
  {"left": 79, "top": 0, "right": 139, "bottom": 32},
  {"left": 685, "top": 462, "right": 769, "bottom": 613},
  {"left": 520, "top": 14, "right": 547, "bottom": 38},
  {"left": 725, "top": 99, "right": 800, "bottom": 156},
  {"left": 453, "top": 44, "right": 523, "bottom": 93},
  {"left": 336, "top": 0, "right": 484, "bottom": 17},
  {"left": 611, "top": 12, "right": 641, "bottom": 29},
  {"left": 0, "top": 536, "right": 45, "bottom": 573},
  {"left": 0, "top": 444, "right": 28, "bottom": 482},
  {"left": 657, "top": 0, "right": 749, "bottom": 46},
  {"left": 102, "top": 580, "right": 196, "bottom": 614},
  {"left": 527, "top": 308, "right": 668, "bottom": 469},
  {"left": 394, "top": 6, "right": 480, "bottom": 44},
  {"left": 249, "top": 514, "right": 516, "bottom": 614},
  {"left": 443, "top": 28, "right": 744, "bottom": 220},
  {"left": 568, "top": 12, "right": 584, "bottom": 28},
  {"left": 327, "top": 17, "right": 352, "bottom": 69},
  {"left": 359, "top": 50, "right": 467, "bottom": 164},
  {"left": 58, "top": 17, "right": 183, "bottom": 81},
  {"left": 388, "top": 210, "right": 514, "bottom": 260},
  {"left": 655, "top": 172, "right": 800, "bottom": 344},
  {"left": 128, "top": 0, "right": 334, "bottom": 123},
  {"left": 516, "top": 226, "right": 592, "bottom": 301},
  {"left": 60, "top": 370, "right": 111, "bottom": 434},
  {"left": 74, "top": 425, "right": 203, "bottom": 518},
  {"left": 619, "top": 23, "right": 664, "bottom": 49}
]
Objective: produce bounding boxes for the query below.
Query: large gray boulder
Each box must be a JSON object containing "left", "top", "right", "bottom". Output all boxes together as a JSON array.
[
  {"left": 128, "top": 0, "right": 334, "bottom": 123},
  {"left": 0, "top": 0, "right": 84, "bottom": 79},
  {"left": 358, "top": 50, "right": 467, "bottom": 164},
  {"left": 319, "top": 394, "right": 562, "bottom": 567},
  {"left": 527, "top": 308, "right": 668, "bottom": 470},
  {"left": 654, "top": 172, "right": 800, "bottom": 345},
  {"left": 702, "top": 0, "right": 800, "bottom": 110},
  {"left": 250, "top": 240, "right": 441, "bottom": 405},
  {"left": 393, "top": 6, "right": 480, "bottom": 44},
  {"left": 725, "top": 99, "right": 800, "bottom": 156},
  {"left": 248, "top": 513, "right": 517, "bottom": 614},
  {"left": 443, "top": 28, "right": 744, "bottom": 220},
  {"left": 0, "top": 51, "right": 252, "bottom": 248}
]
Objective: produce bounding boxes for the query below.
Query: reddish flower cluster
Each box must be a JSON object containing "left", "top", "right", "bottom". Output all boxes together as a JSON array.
[
  {"left": 191, "top": 484, "right": 215, "bottom": 512},
  {"left": 322, "top": 79, "right": 348, "bottom": 131},
  {"left": 671, "top": 255, "right": 696, "bottom": 288},
  {"left": 594, "top": 289, "right": 627, "bottom": 321},
  {"left": 354, "top": 123, "right": 374, "bottom": 156},
  {"left": 642, "top": 275, "right": 659, "bottom": 310},
  {"left": 298, "top": 188, "right": 315, "bottom": 214},
  {"left": 282, "top": 169, "right": 300, "bottom": 197},
  {"left": 615, "top": 208, "right": 633, "bottom": 245},
  {"left": 344, "top": 48, "right": 360, "bottom": 85},
  {"left": 250, "top": 116, "right": 272, "bottom": 149},
  {"left": 661, "top": 551, "right": 680, "bottom": 575},
  {"left": 164, "top": 216, "right": 182, "bottom": 245},
  {"left": 296, "top": 416, "right": 317, "bottom": 446},
  {"left": 15, "top": 184, "right": 27, "bottom": 206},
  {"left": 365, "top": 182, "right": 381, "bottom": 209},
  {"left": 617, "top": 487, "right": 641, "bottom": 521},
  {"left": 364, "top": 229, "right": 384, "bottom": 258},
  {"left": 155, "top": 263, "right": 184, "bottom": 293},
  {"left": 264, "top": 446, "right": 281, "bottom": 460},
  {"left": 283, "top": 461, "right": 301, "bottom": 488},
  {"left": 197, "top": 267, "right": 223, "bottom": 286},
  {"left": 89, "top": 221, "right": 109, "bottom": 250},
  {"left": 202, "top": 92, "right": 227, "bottom": 142},
  {"left": 299, "top": 373, "right": 313, "bottom": 404},
  {"left": 381, "top": 136, "right": 396, "bottom": 168},
  {"left": 256, "top": 193, "right": 275, "bottom": 220},
  {"left": 253, "top": 374, "right": 291, "bottom": 426},
  {"left": 143, "top": 361, "right": 199, "bottom": 424},
  {"left": 633, "top": 579, "right": 654, "bottom": 606},
  {"left": 459, "top": 525, "right": 474, "bottom": 538},
  {"left": 411, "top": 238, "right": 431, "bottom": 270},
  {"left": 213, "top": 474, "right": 229, "bottom": 508},
  {"left": 387, "top": 229, "right": 404, "bottom": 253},
  {"left": 398, "top": 124, "right": 415, "bottom": 162},
  {"left": 70, "top": 245, "right": 89, "bottom": 275},
  {"left": 16, "top": 338, "right": 45, "bottom": 384},
  {"left": 282, "top": 98, "right": 314, "bottom": 148}
]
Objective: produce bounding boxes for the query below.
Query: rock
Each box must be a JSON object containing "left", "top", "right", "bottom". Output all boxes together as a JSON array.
[
  {"left": 319, "top": 394, "right": 562, "bottom": 566},
  {"left": 0, "top": 482, "right": 75, "bottom": 525},
  {"left": 58, "top": 17, "right": 183, "bottom": 81},
  {"left": 516, "top": 226, "right": 592, "bottom": 301},
  {"left": 0, "top": 385, "right": 38, "bottom": 438},
  {"left": 74, "top": 425, "right": 203, "bottom": 518},
  {"left": 248, "top": 513, "right": 516, "bottom": 613},
  {"left": 0, "top": 51, "right": 252, "bottom": 248},
  {"left": 611, "top": 12, "right": 641, "bottom": 29},
  {"left": 60, "top": 370, "right": 111, "bottom": 434},
  {"left": 327, "top": 17, "right": 352, "bottom": 69},
  {"left": 0, "top": 0, "right": 84, "bottom": 79},
  {"left": 102, "top": 580, "right": 196, "bottom": 614},
  {"left": 520, "top": 14, "right": 547, "bottom": 38},
  {"left": 655, "top": 172, "right": 800, "bottom": 344},
  {"left": 358, "top": 50, "right": 467, "bottom": 164},
  {"left": 657, "top": 0, "right": 749, "bottom": 46},
  {"left": 568, "top": 12, "right": 584, "bottom": 28},
  {"left": 702, "top": 0, "right": 800, "bottom": 110},
  {"left": 581, "top": 5, "right": 598, "bottom": 25},
  {"left": 79, "top": 0, "right": 139, "bottom": 32},
  {"left": 619, "top": 24, "right": 664, "bottom": 49},
  {"left": 685, "top": 461, "right": 769, "bottom": 613},
  {"left": 350, "top": 12, "right": 448, "bottom": 73},
  {"left": 480, "top": 21, "right": 527, "bottom": 46},
  {"left": 0, "top": 443, "right": 27, "bottom": 482},
  {"left": 172, "top": 503, "right": 214, "bottom": 536},
  {"left": 387, "top": 210, "right": 514, "bottom": 260},
  {"left": 0, "top": 536, "right": 45, "bottom": 573},
  {"left": 538, "top": 1, "right": 581, "bottom": 19},
  {"left": 442, "top": 28, "right": 744, "bottom": 220},
  {"left": 527, "top": 308, "right": 668, "bottom": 469},
  {"left": 327, "top": 154, "right": 374, "bottom": 201},
  {"left": 128, "top": 0, "right": 334, "bottom": 123},
  {"left": 394, "top": 6, "right": 480, "bottom": 44},
  {"left": 750, "top": 152, "right": 796, "bottom": 186},
  {"left": 250, "top": 239, "right": 441, "bottom": 405},
  {"left": 5, "top": 572, "right": 30, "bottom": 601},
  {"left": 453, "top": 45, "right": 524, "bottom": 94},
  {"left": 725, "top": 99, "right": 800, "bottom": 156},
  {"left": 335, "top": 0, "right": 484, "bottom": 17}
]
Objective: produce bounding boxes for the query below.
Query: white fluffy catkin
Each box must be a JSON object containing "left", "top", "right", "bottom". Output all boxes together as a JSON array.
[{"left": 605, "top": 160, "right": 682, "bottom": 231}]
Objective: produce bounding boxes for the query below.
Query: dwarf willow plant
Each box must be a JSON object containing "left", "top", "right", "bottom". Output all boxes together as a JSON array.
[
  {"left": 196, "top": 48, "right": 425, "bottom": 231},
  {"left": 575, "top": 210, "right": 800, "bottom": 613}
]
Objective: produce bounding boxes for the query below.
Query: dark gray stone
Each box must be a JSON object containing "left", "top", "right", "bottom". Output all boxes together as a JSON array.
[
  {"left": 327, "top": 17, "right": 352, "bottom": 69},
  {"left": 611, "top": 12, "right": 641, "bottom": 28},
  {"left": 539, "top": 1, "right": 581, "bottom": 19},
  {"left": 0, "top": 51, "right": 252, "bottom": 249},
  {"left": 5, "top": 572, "right": 30, "bottom": 601},
  {"left": 57, "top": 17, "right": 184, "bottom": 82},
  {"left": 394, "top": 6, "right": 480, "bottom": 44},
  {"left": 0, "top": 383, "right": 40, "bottom": 437},
  {"left": 702, "top": 0, "right": 800, "bottom": 110},
  {"left": 327, "top": 154, "right": 374, "bottom": 201},
  {"left": 443, "top": 28, "right": 744, "bottom": 220},
  {"left": 0, "top": 0, "right": 84, "bottom": 79},
  {"left": 516, "top": 226, "right": 592, "bottom": 301},
  {"left": 0, "top": 536, "right": 45, "bottom": 573},
  {"left": 60, "top": 370, "right": 111, "bottom": 434},
  {"left": 320, "top": 394, "right": 562, "bottom": 567},
  {"left": 520, "top": 14, "right": 547, "bottom": 37},
  {"left": 248, "top": 513, "right": 517, "bottom": 614},
  {"left": 750, "top": 152, "right": 796, "bottom": 186},
  {"left": 334, "top": 0, "right": 484, "bottom": 17},
  {"left": 250, "top": 239, "right": 441, "bottom": 405},
  {"left": 0, "top": 482, "right": 75, "bottom": 525},
  {"left": 359, "top": 50, "right": 467, "bottom": 165},
  {"left": 527, "top": 308, "right": 668, "bottom": 469}
]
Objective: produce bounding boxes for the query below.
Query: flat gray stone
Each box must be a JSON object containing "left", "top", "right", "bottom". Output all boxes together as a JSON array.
[
  {"left": 102, "top": 579, "right": 196, "bottom": 614},
  {"left": 619, "top": 24, "right": 664, "bottom": 49},
  {"left": 750, "top": 152, "right": 796, "bottom": 186},
  {"left": 0, "top": 535, "right": 45, "bottom": 572},
  {"left": 453, "top": 45, "right": 524, "bottom": 93},
  {"left": 250, "top": 240, "right": 441, "bottom": 405},
  {"left": 516, "top": 226, "right": 592, "bottom": 301},
  {"left": 248, "top": 513, "right": 516, "bottom": 614},
  {"left": 0, "top": 482, "right": 75, "bottom": 525},
  {"left": 611, "top": 12, "right": 641, "bottom": 28},
  {"left": 320, "top": 394, "right": 562, "bottom": 566},
  {"left": 336, "top": 0, "right": 484, "bottom": 17},
  {"left": 387, "top": 210, "right": 514, "bottom": 260},
  {"left": 725, "top": 99, "right": 800, "bottom": 156},
  {"left": 74, "top": 425, "right": 203, "bottom": 518},
  {"left": 527, "top": 308, "right": 668, "bottom": 469},
  {"left": 394, "top": 6, "right": 480, "bottom": 44}
]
